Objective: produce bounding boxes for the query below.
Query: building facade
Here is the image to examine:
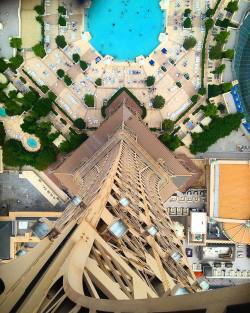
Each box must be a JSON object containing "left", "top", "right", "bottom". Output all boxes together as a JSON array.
[{"left": 0, "top": 105, "right": 249, "bottom": 313}]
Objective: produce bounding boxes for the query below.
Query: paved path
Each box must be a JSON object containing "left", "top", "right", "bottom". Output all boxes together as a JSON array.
[
  {"left": 196, "top": 151, "right": 250, "bottom": 160},
  {"left": 203, "top": 0, "right": 227, "bottom": 88}
]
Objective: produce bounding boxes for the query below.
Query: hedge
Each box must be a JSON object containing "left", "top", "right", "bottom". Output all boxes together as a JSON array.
[{"left": 190, "top": 113, "right": 243, "bottom": 154}]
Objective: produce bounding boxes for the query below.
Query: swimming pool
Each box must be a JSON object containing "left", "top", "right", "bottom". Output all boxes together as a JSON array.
[
  {"left": 86, "top": 0, "right": 165, "bottom": 61},
  {"left": 0, "top": 107, "right": 7, "bottom": 117},
  {"left": 27, "top": 137, "right": 38, "bottom": 149}
]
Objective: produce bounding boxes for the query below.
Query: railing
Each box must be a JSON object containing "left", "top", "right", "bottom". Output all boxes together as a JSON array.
[{"left": 63, "top": 279, "right": 250, "bottom": 313}]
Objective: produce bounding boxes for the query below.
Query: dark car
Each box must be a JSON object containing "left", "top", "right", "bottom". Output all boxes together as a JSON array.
[
  {"left": 213, "top": 262, "right": 221, "bottom": 268},
  {"left": 247, "top": 245, "right": 250, "bottom": 258},
  {"left": 225, "top": 262, "right": 233, "bottom": 268},
  {"left": 185, "top": 248, "right": 193, "bottom": 257}
]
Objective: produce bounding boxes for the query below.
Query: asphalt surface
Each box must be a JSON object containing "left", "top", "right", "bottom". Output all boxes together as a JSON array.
[
  {"left": 0, "top": 172, "right": 64, "bottom": 215},
  {"left": 0, "top": 0, "right": 19, "bottom": 58}
]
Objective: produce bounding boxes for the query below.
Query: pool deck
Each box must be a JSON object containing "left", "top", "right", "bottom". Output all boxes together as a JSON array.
[
  {"left": 18, "top": 0, "right": 214, "bottom": 129},
  {"left": 0, "top": 113, "right": 41, "bottom": 152}
]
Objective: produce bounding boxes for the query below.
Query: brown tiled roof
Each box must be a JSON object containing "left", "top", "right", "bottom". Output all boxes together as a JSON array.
[
  {"left": 52, "top": 105, "right": 199, "bottom": 194},
  {"left": 105, "top": 91, "right": 142, "bottom": 117}
]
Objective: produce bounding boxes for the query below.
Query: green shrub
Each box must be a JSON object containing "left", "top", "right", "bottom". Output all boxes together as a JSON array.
[
  {"left": 58, "top": 15, "right": 67, "bottom": 27},
  {"left": 72, "top": 53, "right": 80, "bottom": 63},
  {"left": 208, "top": 83, "right": 232, "bottom": 98},
  {"left": 205, "top": 18, "right": 214, "bottom": 31},
  {"left": 60, "top": 118, "right": 67, "bottom": 125},
  {"left": 216, "top": 18, "right": 237, "bottom": 28},
  {"left": 0, "top": 58, "right": 8, "bottom": 73},
  {"left": 162, "top": 119, "right": 175, "bottom": 133},
  {"left": 191, "top": 94, "right": 199, "bottom": 104},
  {"left": 184, "top": 8, "right": 191, "bottom": 17},
  {"left": 206, "top": 8, "right": 215, "bottom": 17},
  {"left": 9, "top": 54, "right": 24, "bottom": 70},
  {"left": 3, "top": 138, "right": 57, "bottom": 170},
  {"left": 79, "top": 60, "right": 88, "bottom": 71},
  {"left": 8, "top": 90, "right": 18, "bottom": 99},
  {"left": 55, "top": 35, "right": 67, "bottom": 49},
  {"left": 48, "top": 91, "right": 57, "bottom": 101},
  {"left": 152, "top": 95, "right": 165, "bottom": 109},
  {"left": 64, "top": 75, "right": 72, "bottom": 86},
  {"left": 10, "top": 37, "right": 22, "bottom": 49},
  {"left": 202, "top": 103, "right": 218, "bottom": 117},
  {"left": 183, "top": 36, "right": 197, "bottom": 50},
  {"left": 212, "top": 64, "right": 226, "bottom": 75},
  {"left": 209, "top": 44, "right": 223, "bottom": 59},
  {"left": 176, "top": 81, "right": 182, "bottom": 88},
  {"left": 57, "top": 69, "right": 65, "bottom": 78},
  {"left": 223, "top": 49, "right": 234, "bottom": 59},
  {"left": 218, "top": 102, "right": 226, "bottom": 113},
  {"left": 36, "top": 15, "right": 43, "bottom": 24},
  {"left": 198, "top": 87, "right": 206, "bottom": 95},
  {"left": 73, "top": 118, "right": 86, "bottom": 130},
  {"left": 190, "top": 113, "right": 243, "bottom": 154},
  {"left": 215, "top": 31, "right": 230, "bottom": 44},
  {"left": 5, "top": 100, "right": 24, "bottom": 116},
  {"left": 58, "top": 5, "right": 66, "bottom": 15},
  {"left": 32, "top": 42, "right": 46, "bottom": 58},
  {"left": 183, "top": 17, "right": 192, "bottom": 28},
  {"left": 146, "top": 76, "right": 155, "bottom": 86},
  {"left": 225, "top": 1, "right": 239, "bottom": 14},
  {"left": 159, "top": 133, "right": 181, "bottom": 151},
  {"left": 59, "top": 131, "right": 88, "bottom": 154},
  {"left": 20, "top": 76, "right": 26, "bottom": 84},
  {"left": 34, "top": 147, "right": 57, "bottom": 170},
  {"left": 40, "top": 85, "right": 49, "bottom": 93},
  {"left": 32, "top": 97, "right": 53, "bottom": 117},
  {"left": 34, "top": 5, "right": 45, "bottom": 15},
  {"left": 84, "top": 94, "right": 94, "bottom": 107},
  {"left": 95, "top": 78, "right": 102, "bottom": 86},
  {"left": 0, "top": 122, "right": 6, "bottom": 146}
]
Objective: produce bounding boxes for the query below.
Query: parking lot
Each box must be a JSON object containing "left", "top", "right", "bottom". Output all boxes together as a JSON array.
[
  {"left": 0, "top": 172, "right": 65, "bottom": 215},
  {"left": 0, "top": 0, "right": 19, "bottom": 58}
]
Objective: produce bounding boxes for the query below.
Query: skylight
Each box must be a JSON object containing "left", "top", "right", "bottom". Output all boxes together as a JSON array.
[{"left": 109, "top": 219, "right": 128, "bottom": 238}]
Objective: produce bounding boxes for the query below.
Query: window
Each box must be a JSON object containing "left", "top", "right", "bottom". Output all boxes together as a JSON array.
[
  {"left": 171, "top": 252, "right": 182, "bottom": 262},
  {"left": 119, "top": 197, "right": 130, "bottom": 207},
  {"left": 147, "top": 225, "right": 158, "bottom": 237},
  {"left": 109, "top": 219, "right": 128, "bottom": 238}
]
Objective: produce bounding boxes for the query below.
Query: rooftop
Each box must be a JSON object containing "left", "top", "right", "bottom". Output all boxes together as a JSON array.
[{"left": 210, "top": 160, "right": 250, "bottom": 244}]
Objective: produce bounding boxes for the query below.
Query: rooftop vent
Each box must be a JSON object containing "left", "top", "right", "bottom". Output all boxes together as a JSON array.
[
  {"left": 31, "top": 218, "right": 51, "bottom": 239},
  {"left": 15, "top": 249, "right": 27, "bottom": 257},
  {"left": 198, "top": 278, "right": 210, "bottom": 290}
]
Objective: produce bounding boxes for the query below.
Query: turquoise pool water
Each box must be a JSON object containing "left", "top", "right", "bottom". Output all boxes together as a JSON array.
[
  {"left": 87, "top": 0, "right": 164, "bottom": 60},
  {"left": 0, "top": 107, "right": 7, "bottom": 117},
  {"left": 27, "top": 137, "right": 38, "bottom": 149}
]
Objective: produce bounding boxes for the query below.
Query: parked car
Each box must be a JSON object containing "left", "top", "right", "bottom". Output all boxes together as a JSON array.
[
  {"left": 247, "top": 245, "right": 250, "bottom": 258},
  {"left": 185, "top": 248, "right": 193, "bottom": 257},
  {"left": 214, "top": 262, "right": 221, "bottom": 268},
  {"left": 225, "top": 262, "right": 233, "bottom": 268}
]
